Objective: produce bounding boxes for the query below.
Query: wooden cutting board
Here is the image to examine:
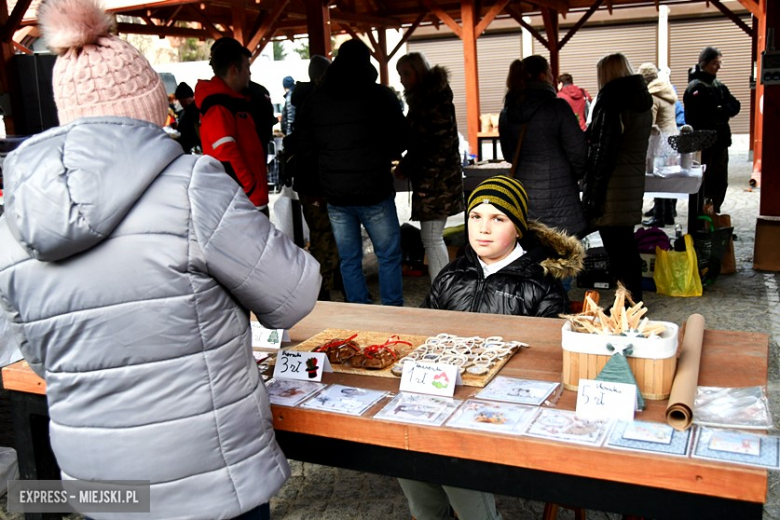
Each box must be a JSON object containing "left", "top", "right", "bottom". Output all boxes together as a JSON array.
[{"left": 289, "top": 328, "right": 518, "bottom": 388}]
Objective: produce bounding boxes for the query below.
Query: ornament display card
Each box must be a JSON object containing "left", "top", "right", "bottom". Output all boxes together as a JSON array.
[
  {"left": 522, "top": 408, "right": 612, "bottom": 446},
  {"left": 266, "top": 379, "right": 326, "bottom": 407},
  {"left": 446, "top": 399, "right": 537, "bottom": 435},
  {"left": 692, "top": 427, "right": 780, "bottom": 469},
  {"left": 299, "top": 384, "right": 389, "bottom": 416},
  {"left": 475, "top": 376, "right": 559, "bottom": 406},
  {"left": 605, "top": 420, "right": 693, "bottom": 457},
  {"left": 373, "top": 392, "right": 461, "bottom": 427}
]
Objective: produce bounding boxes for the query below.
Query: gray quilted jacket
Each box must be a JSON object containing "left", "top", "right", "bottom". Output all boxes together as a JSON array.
[{"left": 0, "top": 117, "right": 321, "bottom": 519}]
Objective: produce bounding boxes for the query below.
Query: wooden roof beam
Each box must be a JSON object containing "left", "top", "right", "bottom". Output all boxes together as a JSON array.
[
  {"left": 331, "top": 10, "right": 403, "bottom": 28},
  {"left": 116, "top": 21, "right": 215, "bottom": 38},
  {"left": 422, "top": 0, "right": 462, "bottom": 37},
  {"left": 107, "top": 0, "right": 198, "bottom": 15},
  {"left": 709, "top": 0, "right": 753, "bottom": 38},
  {"left": 506, "top": 4, "right": 549, "bottom": 49},
  {"left": 246, "top": 0, "right": 289, "bottom": 56},
  {"left": 165, "top": 5, "right": 184, "bottom": 26},
  {"left": 530, "top": 0, "right": 569, "bottom": 16},
  {"left": 475, "top": 0, "right": 511, "bottom": 36},
  {"left": 559, "top": 0, "right": 603, "bottom": 49},
  {"left": 387, "top": 12, "right": 426, "bottom": 59},
  {"left": 734, "top": 0, "right": 760, "bottom": 18},
  {"left": 13, "top": 40, "right": 33, "bottom": 54},
  {"left": 0, "top": 0, "right": 32, "bottom": 41},
  {"left": 232, "top": 4, "right": 246, "bottom": 45},
  {"left": 185, "top": 4, "right": 226, "bottom": 40}
]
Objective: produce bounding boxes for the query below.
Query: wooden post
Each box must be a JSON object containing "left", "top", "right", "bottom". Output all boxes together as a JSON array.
[
  {"left": 752, "top": 4, "right": 766, "bottom": 181},
  {"left": 462, "top": 0, "right": 480, "bottom": 156},
  {"left": 542, "top": 8, "right": 560, "bottom": 83},
  {"left": 232, "top": 4, "right": 246, "bottom": 46},
  {"left": 304, "top": 0, "right": 331, "bottom": 58},
  {"left": 758, "top": 0, "right": 778, "bottom": 215},
  {"left": 378, "top": 29, "right": 389, "bottom": 86}
]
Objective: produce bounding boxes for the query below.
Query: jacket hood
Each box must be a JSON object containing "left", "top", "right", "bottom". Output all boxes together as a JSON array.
[
  {"left": 194, "top": 76, "right": 244, "bottom": 108},
  {"left": 647, "top": 78, "right": 678, "bottom": 104},
  {"left": 504, "top": 82, "right": 557, "bottom": 124},
  {"left": 466, "top": 221, "right": 584, "bottom": 280},
  {"left": 559, "top": 84, "right": 585, "bottom": 101},
  {"left": 406, "top": 66, "right": 451, "bottom": 105},
  {"left": 598, "top": 74, "right": 653, "bottom": 113},
  {"left": 2, "top": 117, "right": 181, "bottom": 262}
]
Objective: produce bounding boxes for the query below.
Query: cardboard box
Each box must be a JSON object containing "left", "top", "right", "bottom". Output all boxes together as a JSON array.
[{"left": 754, "top": 216, "right": 780, "bottom": 271}]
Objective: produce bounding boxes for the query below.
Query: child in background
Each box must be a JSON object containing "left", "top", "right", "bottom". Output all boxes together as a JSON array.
[{"left": 399, "top": 175, "right": 584, "bottom": 520}]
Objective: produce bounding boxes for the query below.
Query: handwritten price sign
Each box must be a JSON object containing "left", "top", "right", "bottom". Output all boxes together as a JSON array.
[
  {"left": 575, "top": 379, "right": 637, "bottom": 422},
  {"left": 272, "top": 350, "right": 332, "bottom": 382},
  {"left": 399, "top": 361, "right": 462, "bottom": 397}
]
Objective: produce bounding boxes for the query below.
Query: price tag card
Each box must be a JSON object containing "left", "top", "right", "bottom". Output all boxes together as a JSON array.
[
  {"left": 575, "top": 379, "right": 637, "bottom": 422},
  {"left": 399, "top": 362, "right": 462, "bottom": 398},
  {"left": 272, "top": 350, "right": 332, "bottom": 382},
  {"left": 250, "top": 322, "right": 289, "bottom": 349}
]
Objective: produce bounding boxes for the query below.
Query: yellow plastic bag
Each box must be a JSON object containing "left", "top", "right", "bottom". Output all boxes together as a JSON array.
[{"left": 653, "top": 234, "right": 703, "bottom": 297}]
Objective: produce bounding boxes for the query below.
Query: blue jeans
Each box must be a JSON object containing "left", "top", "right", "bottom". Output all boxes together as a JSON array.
[{"left": 328, "top": 197, "right": 404, "bottom": 306}]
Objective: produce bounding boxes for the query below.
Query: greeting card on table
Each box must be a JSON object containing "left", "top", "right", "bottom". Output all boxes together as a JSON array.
[
  {"left": 523, "top": 408, "right": 612, "bottom": 446},
  {"left": 692, "top": 427, "right": 780, "bottom": 469},
  {"left": 266, "top": 379, "right": 326, "bottom": 407},
  {"left": 400, "top": 362, "right": 462, "bottom": 397},
  {"left": 299, "top": 384, "right": 389, "bottom": 416},
  {"left": 250, "top": 321, "right": 289, "bottom": 349},
  {"left": 446, "top": 400, "right": 537, "bottom": 434},
  {"left": 605, "top": 420, "right": 692, "bottom": 457},
  {"left": 475, "top": 376, "right": 559, "bottom": 406},
  {"left": 373, "top": 392, "right": 461, "bottom": 427}
]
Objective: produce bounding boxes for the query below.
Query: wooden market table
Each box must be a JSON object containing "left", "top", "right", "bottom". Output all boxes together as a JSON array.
[{"left": 2, "top": 301, "right": 770, "bottom": 519}]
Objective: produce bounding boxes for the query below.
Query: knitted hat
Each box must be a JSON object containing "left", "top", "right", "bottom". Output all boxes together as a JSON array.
[
  {"left": 283, "top": 76, "right": 295, "bottom": 89},
  {"left": 467, "top": 176, "right": 529, "bottom": 238},
  {"left": 698, "top": 46, "right": 722, "bottom": 67},
  {"left": 637, "top": 63, "right": 658, "bottom": 82},
  {"left": 39, "top": 0, "right": 168, "bottom": 127},
  {"left": 308, "top": 55, "right": 331, "bottom": 82},
  {"left": 174, "top": 82, "right": 194, "bottom": 100}
]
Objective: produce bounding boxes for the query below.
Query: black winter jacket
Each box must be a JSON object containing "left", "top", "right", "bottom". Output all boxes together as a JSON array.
[
  {"left": 499, "top": 81, "right": 587, "bottom": 236},
  {"left": 683, "top": 66, "right": 740, "bottom": 149},
  {"left": 423, "top": 223, "right": 584, "bottom": 318},
  {"left": 397, "top": 66, "right": 464, "bottom": 222},
  {"left": 296, "top": 58, "right": 407, "bottom": 206},
  {"left": 583, "top": 74, "right": 652, "bottom": 227}
]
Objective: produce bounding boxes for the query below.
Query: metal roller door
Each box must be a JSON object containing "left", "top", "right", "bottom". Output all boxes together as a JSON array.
[
  {"left": 669, "top": 16, "right": 752, "bottom": 134},
  {"left": 533, "top": 22, "right": 658, "bottom": 99}
]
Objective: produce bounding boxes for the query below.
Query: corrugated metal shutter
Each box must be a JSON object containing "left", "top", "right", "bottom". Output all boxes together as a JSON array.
[
  {"left": 669, "top": 16, "right": 752, "bottom": 134},
  {"left": 533, "top": 23, "right": 658, "bottom": 98},
  {"left": 409, "top": 35, "right": 523, "bottom": 139}
]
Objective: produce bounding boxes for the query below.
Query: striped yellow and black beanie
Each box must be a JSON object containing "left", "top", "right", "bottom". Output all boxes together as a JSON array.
[{"left": 467, "top": 175, "right": 529, "bottom": 238}]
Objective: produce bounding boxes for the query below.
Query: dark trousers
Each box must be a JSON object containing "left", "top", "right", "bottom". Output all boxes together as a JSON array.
[
  {"left": 599, "top": 226, "right": 643, "bottom": 303},
  {"left": 232, "top": 503, "right": 271, "bottom": 520},
  {"left": 300, "top": 193, "right": 341, "bottom": 293},
  {"left": 701, "top": 146, "right": 729, "bottom": 213}
]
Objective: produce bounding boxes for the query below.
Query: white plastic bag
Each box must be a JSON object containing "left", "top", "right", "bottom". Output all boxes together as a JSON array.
[
  {"left": 271, "top": 186, "right": 310, "bottom": 245},
  {"left": 0, "top": 447, "right": 19, "bottom": 497}
]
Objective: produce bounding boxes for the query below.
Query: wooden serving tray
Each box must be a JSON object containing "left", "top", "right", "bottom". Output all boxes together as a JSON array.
[{"left": 289, "top": 328, "right": 518, "bottom": 387}]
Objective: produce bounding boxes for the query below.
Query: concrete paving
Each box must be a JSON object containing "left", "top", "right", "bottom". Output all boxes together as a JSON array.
[{"left": 2, "top": 149, "right": 779, "bottom": 520}]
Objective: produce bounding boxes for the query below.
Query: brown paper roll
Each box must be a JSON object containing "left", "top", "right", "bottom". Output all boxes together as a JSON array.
[{"left": 665, "top": 314, "right": 705, "bottom": 431}]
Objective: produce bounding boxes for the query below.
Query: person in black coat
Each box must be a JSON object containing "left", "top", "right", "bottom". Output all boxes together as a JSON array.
[
  {"left": 296, "top": 39, "right": 408, "bottom": 306},
  {"left": 400, "top": 176, "right": 584, "bottom": 520},
  {"left": 683, "top": 46, "right": 740, "bottom": 214}
]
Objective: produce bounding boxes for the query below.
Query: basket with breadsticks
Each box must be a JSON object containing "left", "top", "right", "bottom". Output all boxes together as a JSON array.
[{"left": 560, "top": 285, "right": 679, "bottom": 400}]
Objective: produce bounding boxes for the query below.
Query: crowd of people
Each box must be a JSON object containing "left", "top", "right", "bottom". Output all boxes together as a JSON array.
[{"left": 0, "top": 0, "right": 741, "bottom": 516}]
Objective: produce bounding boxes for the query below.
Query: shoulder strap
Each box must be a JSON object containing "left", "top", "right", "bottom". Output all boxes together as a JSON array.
[
  {"left": 509, "top": 124, "right": 528, "bottom": 179},
  {"left": 200, "top": 94, "right": 251, "bottom": 117}
]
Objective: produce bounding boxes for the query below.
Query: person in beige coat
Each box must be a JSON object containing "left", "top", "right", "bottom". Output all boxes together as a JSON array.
[{"left": 639, "top": 62, "right": 679, "bottom": 227}]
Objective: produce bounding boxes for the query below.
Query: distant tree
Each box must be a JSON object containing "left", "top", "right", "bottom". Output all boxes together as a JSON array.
[
  {"left": 178, "top": 37, "right": 211, "bottom": 62},
  {"left": 273, "top": 41, "right": 287, "bottom": 61},
  {"left": 293, "top": 40, "right": 309, "bottom": 60}
]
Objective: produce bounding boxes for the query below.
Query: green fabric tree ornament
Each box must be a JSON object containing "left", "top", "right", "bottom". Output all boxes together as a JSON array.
[{"left": 595, "top": 343, "right": 645, "bottom": 411}]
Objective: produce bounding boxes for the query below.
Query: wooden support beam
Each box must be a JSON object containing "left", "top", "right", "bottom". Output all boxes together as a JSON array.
[
  {"left": 462, "top": 0, "right": 480, "bottom": 154},
  {"left": 116, "top": 21, "right": 215, "bottom": 38},
  {"left": 387, "top": 13, "right": 426, "bottom": 59},
  {"left": 377, "top": 29, "right": 389, "bottom": 85},
  {"left": 559, "top": 0, "right": 604, "bottom": 49},
  {"left": 735, "top": 0, "right": 760, "bottom": 17},
  {"left": 246, "top": 0, "right": 290, "bottom": 55},
  {"left": 232, "top": 4, "right": 247, "bottom": 45},
  {"left": 12, "top": 41, "right": 33, "bottom": 54},
  {"left": 185, "top": 4, "right": 226, "bottom": 40},
  {"left": 541, "top": 7, "right": 560, "bottom": 84},
  {"left": 165, "top": 5, "right": 184, "bottom": 27},
  {"left": 107, "top": 0, "right": 197, "bottom": 15},
  {"left": 531, "top": 0, "right": 569, "bottom": 15},
  {"left": 303, "top": 0, "right": 331, "bottom": 58},
  {"left": 141, "top": 14, "right": 158, "bottom": 27},
  {"left": 332, "top": 10, "right": 402, "bottom": 28},
  {"left": 422, "top": 0, "right": 462, "bottom": 37},
  {"left": 709, "top": 0, "right": 754, "bottom": 38},
  {"left": 0, "top": 0, "right": 32, "bottom": 42},
  {"left": 506, "top": 4, "right": 549, "bottom": 50},
  {"left": 475, "top": 0, "right": 511, "bottom": 37}
]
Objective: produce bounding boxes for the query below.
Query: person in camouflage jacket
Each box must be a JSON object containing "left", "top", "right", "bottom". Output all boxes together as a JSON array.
[{"left": 396, "top": 53, "right": 465, "bottom": 282}]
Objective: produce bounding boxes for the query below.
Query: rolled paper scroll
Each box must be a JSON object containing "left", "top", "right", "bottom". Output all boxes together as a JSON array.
[{"left": 665, "top": 314, "right": 705, "bottom": 430}]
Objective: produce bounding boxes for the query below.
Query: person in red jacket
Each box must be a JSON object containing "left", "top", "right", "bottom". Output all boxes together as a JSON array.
[
  {"left": 557, "top": 73, "right": 592, "bottom": 131},
  {"left": 195, "top": 37, "right": 269, "bottom": 214}
]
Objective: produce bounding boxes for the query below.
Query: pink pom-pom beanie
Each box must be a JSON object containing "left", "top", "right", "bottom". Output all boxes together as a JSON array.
[{"left": 38, "top": 0, "right": 168, "bottom": 127}]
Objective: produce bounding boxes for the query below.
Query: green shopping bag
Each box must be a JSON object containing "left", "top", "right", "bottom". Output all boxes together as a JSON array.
[{"left": 653, "top": 234, "right": 703, "bottom": 297}]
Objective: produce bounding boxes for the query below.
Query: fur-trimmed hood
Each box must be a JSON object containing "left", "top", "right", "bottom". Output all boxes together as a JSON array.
[
  {"left": 405, "top": 65, "right": 452, "bottom": 107},
  {"left": 524, "top": 221, "right": 585, "bottom": 280}
]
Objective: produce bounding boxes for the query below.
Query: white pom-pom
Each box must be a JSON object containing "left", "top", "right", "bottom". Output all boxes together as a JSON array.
[{"left": 39, "top": 0, "right": 115, "bottom": 55}]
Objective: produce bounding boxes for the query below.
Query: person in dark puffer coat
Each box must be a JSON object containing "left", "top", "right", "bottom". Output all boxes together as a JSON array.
[
  {"left": 499, "top": 55, "right": 587, "bottom": 238},
  {"left": 583, "top": 53, "right": 653, "bottom": 303},
  {"left": 399, "top": 176, "right": 583, "bottom": 520},
  {"left": 395, "top": 52, "right": 464, "bottom": 282}
]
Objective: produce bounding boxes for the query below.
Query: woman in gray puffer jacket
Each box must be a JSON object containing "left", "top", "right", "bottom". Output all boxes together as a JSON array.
[
  {"left": 499, "top": 55, "right": 587, "bottom": 237},
  {"left": 0, "top": 2, "right": 321, "bottom": 518}
]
